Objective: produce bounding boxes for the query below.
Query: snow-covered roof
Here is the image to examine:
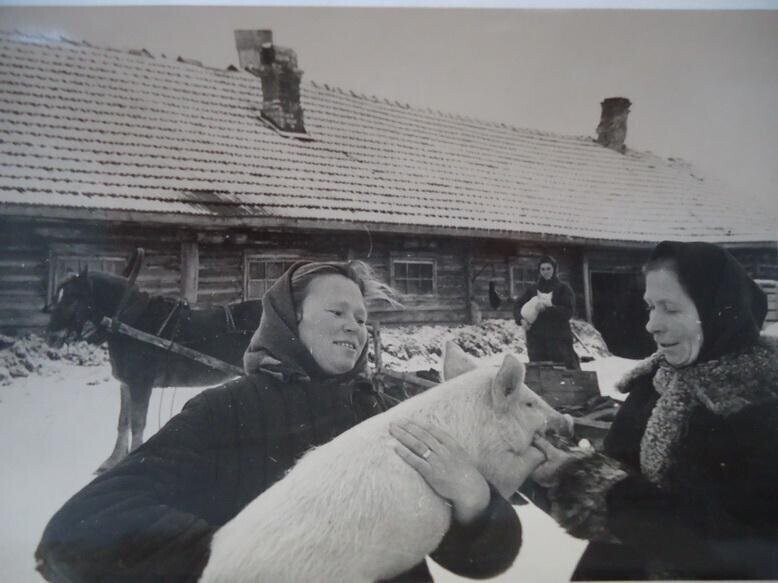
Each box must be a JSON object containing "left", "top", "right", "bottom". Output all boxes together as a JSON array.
[{"left": 0, "top": 31, "right": 774, "bottom": 245}]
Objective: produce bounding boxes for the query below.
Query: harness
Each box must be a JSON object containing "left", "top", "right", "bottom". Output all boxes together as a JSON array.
[
  {"left": 77, "top": 274, "right": 242, "bottom": 347},
  {"left": 88, "top": 289, "right": 151, "bottom": 345},
  {"left": 156, "top": 299, "right": 187, "bottom": 340}
]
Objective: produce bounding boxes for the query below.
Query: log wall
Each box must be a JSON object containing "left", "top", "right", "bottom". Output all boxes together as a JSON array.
[
  {"left": 0, "top": 221, "right": 49, "bottom": 330},
  {"left": 470, "top": 242, "right": 584, "bottom": 323},
  {"left": 3, "top": 216, "right": 774, "bottom": 334},
  {"left": 365, "top": 235, "right": 469, "bottom": 324},
  {"left": 0, "top": 219, "right": 182, "bottom": 332}
]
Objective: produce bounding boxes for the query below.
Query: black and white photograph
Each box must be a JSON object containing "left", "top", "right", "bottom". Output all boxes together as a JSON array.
[{"left": 1, "top": 3, "right": 777, "bottom": 581}]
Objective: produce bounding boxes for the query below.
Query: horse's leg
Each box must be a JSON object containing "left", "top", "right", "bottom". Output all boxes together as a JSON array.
[
  {"left": 129, "top": 383, "right": 153, "bottom": 452},
  {"left": 96, "top": 382, "right": 131, "bottom": 474}
]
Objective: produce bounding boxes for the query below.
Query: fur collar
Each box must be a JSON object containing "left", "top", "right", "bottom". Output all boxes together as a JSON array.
[
  {"left": 624, "top": 339, "right": 778, "bottom": 489},
  {"left": 617, "top": 339, "right": 778, "bottom": 417},
  {"left": 615, "top": 352, "right": 663, "bottom": 394}
]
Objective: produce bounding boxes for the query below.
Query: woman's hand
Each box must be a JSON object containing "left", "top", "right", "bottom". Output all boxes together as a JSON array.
[
  {"left": 530, "top": 435, "right": 576, "bottom": 487},
  {"left": 390, "top": 420, "right": 489, "bottom": 525}
]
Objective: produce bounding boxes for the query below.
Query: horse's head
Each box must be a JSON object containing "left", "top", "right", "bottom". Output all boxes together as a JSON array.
[{"left": 46, "top": 267, "right": 98, "bottom": 347}]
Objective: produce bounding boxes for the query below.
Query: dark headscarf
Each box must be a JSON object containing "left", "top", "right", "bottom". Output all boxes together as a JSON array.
[
  {"left": 647, "top": 241, "right": 767, "bottom": 363},
  {"left": 242, "top": 261, "right": 369, "bottom": 381},
  {"left": 536, "top": 255, "right": 559, "bottom": 293}
]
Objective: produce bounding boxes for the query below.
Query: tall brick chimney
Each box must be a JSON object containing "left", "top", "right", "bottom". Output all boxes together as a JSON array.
[
  {"left": 235, "top": 29, "right": 305, "bottom": 134},
  {"left": 596, "top": 97, "right": 631, "bottom": 153}
]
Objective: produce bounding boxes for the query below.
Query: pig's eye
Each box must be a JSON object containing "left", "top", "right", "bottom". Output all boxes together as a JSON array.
[{"left": 524, "top": 401, "right": 534, "bottom": 408}]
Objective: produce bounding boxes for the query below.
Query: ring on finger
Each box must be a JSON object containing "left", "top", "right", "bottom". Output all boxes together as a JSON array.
[{"left": 421, "top": 448, "right": 432, "bottom": 460}]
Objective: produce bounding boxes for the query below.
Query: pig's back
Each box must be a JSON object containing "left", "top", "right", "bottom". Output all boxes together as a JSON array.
[{"left": 203, "top": 407, "right": 451, "bottom": 582}]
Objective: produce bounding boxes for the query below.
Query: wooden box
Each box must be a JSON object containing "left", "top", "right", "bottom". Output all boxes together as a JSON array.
[{"left": 524, "top": 362, "right": 600, "bottom": 409}]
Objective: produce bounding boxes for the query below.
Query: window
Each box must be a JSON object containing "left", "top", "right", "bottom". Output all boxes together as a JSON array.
[
  {"left": 392, "top": 259, "right": 436, "bottom": 296},
  {"left": 244, "top": 257, "right": 299, "bottom": 299},
  {"left": 49, "top": 255, "right": 126, "bottom": 301},
  {"left": 510, "top": 263, "right": 536, "bottom": 298}
]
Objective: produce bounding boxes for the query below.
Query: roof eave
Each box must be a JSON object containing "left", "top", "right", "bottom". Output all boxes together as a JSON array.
[{"left": 1, "top": 205, "right": 774, "bottom": 250}]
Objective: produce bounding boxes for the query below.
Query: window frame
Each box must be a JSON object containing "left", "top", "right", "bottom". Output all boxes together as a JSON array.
[
  {"left": 390, "top": 257, "right": 438, "bottom": 298},
  {"left": 242, "top": 254, "right": 302, "bottom": 300},
  {"left": 508, "top": 258, "right": 539, "bottom": 299}
]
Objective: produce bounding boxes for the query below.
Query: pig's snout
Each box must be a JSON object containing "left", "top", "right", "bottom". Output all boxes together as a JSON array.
[{"left": 544, "top": 412, "right": 575, "bottom": 440}]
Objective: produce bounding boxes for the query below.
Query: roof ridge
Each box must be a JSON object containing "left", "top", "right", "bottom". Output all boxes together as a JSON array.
[
  {"left": 1, "top": 31, "right": 639, "bottom": 149},
  {"left": 302, "top": 76, "right": 603, "bottom": 143},
  {"left": 0, "top": 29, "right": 243, "bottom": 75},
  {"left": 1, "top": 29, "right": 157, "bottom": 60}
]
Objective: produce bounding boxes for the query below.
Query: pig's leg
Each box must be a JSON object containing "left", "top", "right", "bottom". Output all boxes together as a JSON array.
[{"left": 96, "top": 382, "right": 131, "bottom": 473}]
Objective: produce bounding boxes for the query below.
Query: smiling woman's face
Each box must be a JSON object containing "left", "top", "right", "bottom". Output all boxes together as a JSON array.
[
  {"left": 298, "top": 274, "right": 369, "bottom": 375},
  {"left": 644, "top": 268, "right": 703, "bottom": 367}
]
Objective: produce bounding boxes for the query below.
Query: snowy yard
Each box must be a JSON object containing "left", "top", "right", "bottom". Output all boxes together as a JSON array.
[{"left": 1, "top": 320, "right": 635, "bottom": 582}]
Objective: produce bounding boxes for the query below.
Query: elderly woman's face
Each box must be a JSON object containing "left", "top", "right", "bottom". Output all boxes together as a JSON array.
[
  {"left": 644, "top": 268, "right": 703, "bottom": 367},
  {"left": 298, "top": 274, "right": 369, "bottom": 375}
]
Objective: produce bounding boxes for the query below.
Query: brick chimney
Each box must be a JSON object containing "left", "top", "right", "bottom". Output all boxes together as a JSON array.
[
  {"left": 235, "top": 30, "right": 305, "bottom": 134},
  {"left": 596, "top": 97, "right": 631, "bottom": 153}
]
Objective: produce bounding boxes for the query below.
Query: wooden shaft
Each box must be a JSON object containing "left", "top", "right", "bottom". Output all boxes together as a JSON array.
[
  {"left": 376, "top": 368, "right": 437, "bottom": 390},
  {"left": 370, "top": 320, "right": 383, "bottom": 373},
  {"left": 582, "top": 253, "right": 593, "bottom": 324},
  {"left": 100, "top": 317, "right": 244, "bottom": 377},
  {"left": 465, "top": 246, "right": 474, "bottom": 324}
]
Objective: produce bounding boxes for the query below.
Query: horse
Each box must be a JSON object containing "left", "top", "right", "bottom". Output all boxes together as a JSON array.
[{"left": 46, "top": 267, "right": 262, "bottom": 473}]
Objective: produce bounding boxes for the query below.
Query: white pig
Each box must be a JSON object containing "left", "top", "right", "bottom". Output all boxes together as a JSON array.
[{"left": 201, "top": 342, "right": 572, "bottom": 583}]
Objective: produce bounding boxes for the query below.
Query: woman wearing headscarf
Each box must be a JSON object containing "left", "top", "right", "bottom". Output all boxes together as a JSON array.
[
  {"left": 36, "top": 261, "right": 538, "bottom": 582},
  {"left": 514, "top": 255, "right": 580, "bottom": 369},
  {"left": 531, "top": 241, "right": 778, "bottom": 580}
]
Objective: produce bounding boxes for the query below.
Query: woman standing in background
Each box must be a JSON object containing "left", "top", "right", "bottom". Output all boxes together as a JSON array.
[{"left": 514, "top": 255, "right": 580, "bottom": 369}]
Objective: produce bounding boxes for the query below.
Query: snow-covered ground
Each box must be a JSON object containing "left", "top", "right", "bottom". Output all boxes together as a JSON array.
[{"left": 1, "top": 321, "right": 638, "bottom": 582}]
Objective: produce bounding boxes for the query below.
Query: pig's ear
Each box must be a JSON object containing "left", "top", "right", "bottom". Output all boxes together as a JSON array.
[
  {"left": 442, "top": 341, "right": 477, "bottom": 380},
  {"left": 490, "top": 354, "right": 526, "bottom": 412}
]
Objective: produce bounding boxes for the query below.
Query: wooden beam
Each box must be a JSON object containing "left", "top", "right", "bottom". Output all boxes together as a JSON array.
[
  {"left": 464, "top": 245, "right": 475, "bottom": 324},
  {"left": 376, "top": 368, "right": 437, "bottom": 390},
  {"left": 180, "top": 240, "right": 199, "bottom": 303},
  {"left": 582, "top": 253, "right": 593, "bottom": 324},
  {"left": 368, "top": 321, "right": 383, "bottom": 373},
  {"left": 0, "top": 208, "right": 678, "bottom": 249},
  {"left": 5, "top": 210, "right": 775, "bottom": 251},
  {"left": 47, "top": 249, "right": 56, "bottom": 304}
]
